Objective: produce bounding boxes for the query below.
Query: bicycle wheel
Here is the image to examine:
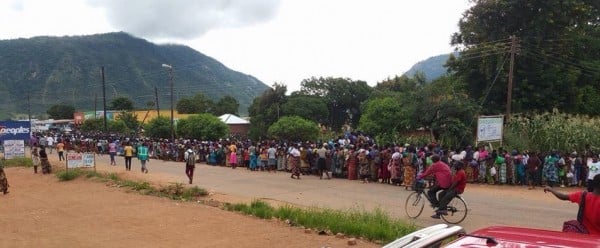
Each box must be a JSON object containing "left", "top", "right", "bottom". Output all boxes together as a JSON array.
[
  {"left": 441, "top": 196, "right": 468, "bottom": 224},
  {"left": 405, "top": 192, "right": 425, "bottom": 218}
]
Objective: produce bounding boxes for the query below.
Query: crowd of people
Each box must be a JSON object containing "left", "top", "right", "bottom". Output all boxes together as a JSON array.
[
  {"left": 3, "top": 130, "right": 598, "bottom": 235},
  {"left": 24, "top": 131, "right": 600, "bottom": 193}
]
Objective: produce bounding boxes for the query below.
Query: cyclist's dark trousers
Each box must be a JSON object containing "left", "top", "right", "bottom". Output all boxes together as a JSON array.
[
  {"left": 427, "top": 185, "right": 446, "bottom": 206},
  {"left": 437, "top": 189, "right": 458, "bottom": 210}
]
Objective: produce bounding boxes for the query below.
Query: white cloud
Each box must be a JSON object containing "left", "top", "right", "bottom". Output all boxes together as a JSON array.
[{"left": 87, "top": 0, "right": 282, "bottom": 39}]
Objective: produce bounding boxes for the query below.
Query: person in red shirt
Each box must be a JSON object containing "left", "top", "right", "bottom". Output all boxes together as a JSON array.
[
  {"left": 418, "top": 154, "right": 452, "bottom": 210},
  {"left": 545, "top": 174, "right": 600, "bottom": 235},
  {"left": 432, "top": 161, "right": 467, "bottom": 218}
]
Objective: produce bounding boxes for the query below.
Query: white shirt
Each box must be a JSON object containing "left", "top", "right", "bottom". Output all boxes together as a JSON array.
[
  {"left": 588, "top": 161, "right": 600, "bottom": 180},
  {"left": 290, "top": 147, "right": 300, "bottom": 157},
  {"left": 46, "top": 137, "right": 54, "bottom": 146}
]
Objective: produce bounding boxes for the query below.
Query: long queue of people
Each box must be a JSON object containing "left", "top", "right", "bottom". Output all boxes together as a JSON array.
[{"left": 29, "top": 132, "right": 599, "bottom": 192}]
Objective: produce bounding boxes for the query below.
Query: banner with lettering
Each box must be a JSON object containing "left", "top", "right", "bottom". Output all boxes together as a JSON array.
[{"left": 0, "top": 121, "right": 31, "bottom": 142}]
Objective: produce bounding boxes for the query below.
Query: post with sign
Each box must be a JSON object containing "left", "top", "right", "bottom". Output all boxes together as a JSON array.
[
  {"left": 476, "top": 115, "right": 504, "bottom": 147},
  {"left": 66, "top": 152, "right": 95, "bottom": 172}
]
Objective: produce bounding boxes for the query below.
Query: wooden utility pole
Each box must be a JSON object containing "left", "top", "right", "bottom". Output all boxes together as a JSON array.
[
  {"left": 154, "top": 86, "right": 160, "bottom": 117},
  {"left": 101, "top": 66, "right": 107, "bottom": 131},
  {"left": 506, "top": 35, "right": 517, "bottom": 121}
]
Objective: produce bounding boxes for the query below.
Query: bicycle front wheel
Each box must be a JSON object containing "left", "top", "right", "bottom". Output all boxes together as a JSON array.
[
  {"left": 405, "top": 192, "right": 425, "bottom": 218},
  {"left": 441, "top": 196, "right": 468, "bottom": 224}
]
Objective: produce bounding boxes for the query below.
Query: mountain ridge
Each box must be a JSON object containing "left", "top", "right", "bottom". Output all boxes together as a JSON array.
[{"left": 0, "top": 32, "right": 269, "bottom": 118}]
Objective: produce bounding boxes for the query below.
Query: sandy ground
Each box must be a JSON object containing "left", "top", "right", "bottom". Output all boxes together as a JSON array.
[{"left": 0, "top": 166, "right": 378, "bottom": 248}]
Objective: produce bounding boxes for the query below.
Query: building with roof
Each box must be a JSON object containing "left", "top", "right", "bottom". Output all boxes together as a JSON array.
[{"left": 218, "top": 114, "right": 250, "bottom": 135}]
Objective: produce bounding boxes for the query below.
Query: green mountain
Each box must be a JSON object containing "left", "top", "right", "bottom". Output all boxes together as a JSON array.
[
  {"left": 0, "top": 32, "right": 269, "bottom": 118},
  {"left": 403, "top": 53, "right": 457, "bottom": 82}
]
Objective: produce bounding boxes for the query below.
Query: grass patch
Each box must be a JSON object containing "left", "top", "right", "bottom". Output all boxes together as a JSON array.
[
  {"left": 56, "top": 169, "right": 85, "bottom": 181},
  {"left": 1, "top": 158, "right": 33, "bottom": 168},
  {"left": 223, "top": 200, "right": 417, "bottom": 243}
]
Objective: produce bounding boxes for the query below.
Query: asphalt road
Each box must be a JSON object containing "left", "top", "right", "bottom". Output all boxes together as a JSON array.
[{"left": 79, "top": 153, "right": 578, "bottom": 233}]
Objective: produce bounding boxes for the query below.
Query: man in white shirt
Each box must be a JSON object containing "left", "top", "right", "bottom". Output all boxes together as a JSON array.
[
  {"left": 46, "top": 136, "right": 55, "bottom": 154},
  {"left": 587, "top": 155, "right": 600, "bottom": 192}
]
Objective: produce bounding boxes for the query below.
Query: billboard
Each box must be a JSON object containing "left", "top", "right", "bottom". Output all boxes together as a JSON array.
[
  {"left": 66, "top": 152, "right": 95, "bottom": 168},
  {"left": 0, "top": 121, "right": 31, "bottom": 142},
  {"left": 3, "top": 140, "right": 25, "bottom": 159},
  {"left": 477, "top": 115, "right": 504, "bottom": 143}
]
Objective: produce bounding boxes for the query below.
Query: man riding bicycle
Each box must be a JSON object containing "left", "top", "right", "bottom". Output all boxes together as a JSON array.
[
  {"left": 417, "top": 154, "right": 452, "bottom": 217},
  {"left": 433, "top": 160, "right": 467, "bottom": 218}
]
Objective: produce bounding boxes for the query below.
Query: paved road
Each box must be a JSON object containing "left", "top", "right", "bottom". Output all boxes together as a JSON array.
[{"left": 79, "top": 153, "right": 577, "bottom": 233}]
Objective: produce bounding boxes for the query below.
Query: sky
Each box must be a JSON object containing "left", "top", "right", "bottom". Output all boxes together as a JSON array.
[{"left": 0, "top": 0, "right": 472, "bottom": 92}]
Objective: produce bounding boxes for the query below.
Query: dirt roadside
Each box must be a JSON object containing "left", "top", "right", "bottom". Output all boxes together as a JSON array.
[{"left": 0, "top": 166, "right": 379, "bottom": 248}]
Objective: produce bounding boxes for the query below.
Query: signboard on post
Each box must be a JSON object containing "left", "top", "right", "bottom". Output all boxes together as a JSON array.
[
  {"left": 476, "top": 115, "right": 504, "bottom": 144},
  {"left": 0, "top": 121, "right": 31, "bottom": 142},
  {"left": 66, "top": 152, "right": 96, "bottom": 169},
  {"left": 3, "top": 140, "right": 25, "bottom": 159}
]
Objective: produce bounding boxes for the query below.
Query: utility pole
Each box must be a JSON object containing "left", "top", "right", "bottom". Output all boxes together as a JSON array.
[
  {"left": 27, "top": 93, "right": 31, "bottom": 138},
  {"left": 154, "top": 86, "right": 160, "bottom": 117},
  {"left": 161, "top": 64, "right": 174, "bottom": 142},
  {"left": 94, "top": 93, "right": 97, "bottom": 119},
  {"left": 101, "top": 66, "right": 107, "bottom": 131},
  {"left": 506, "top": 35, "right": 517, "bottom": 121}
]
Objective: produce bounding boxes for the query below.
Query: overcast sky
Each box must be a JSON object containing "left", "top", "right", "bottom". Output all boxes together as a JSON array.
[{"left": 0, "top": 0, "right": 471, "bottom": 92}]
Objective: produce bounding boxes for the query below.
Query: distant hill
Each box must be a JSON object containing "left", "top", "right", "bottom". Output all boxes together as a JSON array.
[
  {"left": 403, "top": 52, "right": 457, "bottom": 82},
  {"left": 0, "top": 32, "right": 269, "bottom": 118}
]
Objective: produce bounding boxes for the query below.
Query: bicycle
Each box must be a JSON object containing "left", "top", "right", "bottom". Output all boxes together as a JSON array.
[{"left": 405, "top": 179, "right": 468, "bottom": 224}]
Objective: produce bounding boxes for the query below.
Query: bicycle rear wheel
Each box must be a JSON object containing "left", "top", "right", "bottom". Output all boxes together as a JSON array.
[
  {"left": 405, "top": 192, "right": 425, "bottom": 218},
  {"left": 441, "top": 196, "right": 468, "bottom": 224}
]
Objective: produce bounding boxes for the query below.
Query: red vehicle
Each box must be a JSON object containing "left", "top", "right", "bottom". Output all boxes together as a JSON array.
[{"left": 384, "top": 224, "right": 600, "bottom": 248}]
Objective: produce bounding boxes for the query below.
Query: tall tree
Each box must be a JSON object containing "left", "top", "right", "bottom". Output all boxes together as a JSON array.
[
  {"left": 47, "top": 104, "right": 75, "bottom": 119},
  {"left": 299, "top": 77, "right": 372, "bottom": 130},
  {"left": 281, "top": 93, "right": 329, "bottom": 124},
  {"left": 248, "top": 83, "right": 287, "bottom": 139},
  {"left": 213, "top": 95, "right": 240, "bottom": 116},
  {"left": 177, "top": 113, "right": 229, "bottom": 140},
  {"left": 448, "top": 0, "right": 600, "bottom": 114},
  {"left": 109, "top": 96, "right": 135, "bottom": 111},
  {"left": 176, "top": 92, "right": 215, "bottom": 114}
]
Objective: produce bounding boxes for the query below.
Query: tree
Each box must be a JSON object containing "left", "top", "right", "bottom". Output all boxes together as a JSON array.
[
  {"left": 358, "top": 97, "right": 405, "bottom": 136},
  {"left": 117, "top": 111, "right": 139, "bottom": 133},
  {"left": 176, "top": 113, "right": 229, "bottom": 140},
  {"left": 176, "top": 92, "right": 215, "bottom": 114},
  {"left": 299, "top": 77, "right": 372, "bottom": 130},
  {"left": 144, "top": 116, "right": 172, "bottom": 139},
  {"left": 448, "top": 0, "right": 600, "bottom": 114},
  {"left": 248, "top": 83, "right": 287, "bottom": 139},
  {"left": 267, "top": 116, "right": 319, "bottom": 142},
  {"left": 47, "top": 104, "right": 75, "bottom": 119},
  {"left": 213, "top": 95, "right": 239, "bottom": 116},
  {"left": 107, "top": 120, "right": 130, "bottom": 134},
  {"left": 412, "top": 76, "right": 479, "bottom": 148},
  {"left": 281, "top": 93, "right": 329, "bottom": 124},
  {"left": 109, "top": 96, "right": 134, "bottom": 111},
  {"left": 80, "top": 119, "right": 103, "bottom": 132}
]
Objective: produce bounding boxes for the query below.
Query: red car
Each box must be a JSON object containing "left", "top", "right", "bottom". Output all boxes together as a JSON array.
[{"left": 384, "top": 224, "right": 600, "bottom": 248}]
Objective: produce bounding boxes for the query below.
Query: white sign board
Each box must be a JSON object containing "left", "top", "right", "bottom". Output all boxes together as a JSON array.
[
  {"left": 3, "top": 140, "right": 25, "bottom": 159},
  {"left": 477, "top": 116, "right": 504, "bottom": 142},
  {"left": 67, "top": 152, "right": 95, "bottom": 168}
]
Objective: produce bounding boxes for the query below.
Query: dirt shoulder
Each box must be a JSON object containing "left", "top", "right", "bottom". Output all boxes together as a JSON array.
[{"left": 0, "top": 166, "right": 378, "bottom": 248}]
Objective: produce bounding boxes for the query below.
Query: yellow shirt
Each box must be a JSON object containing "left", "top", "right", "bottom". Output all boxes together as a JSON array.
[
  {"left": 124, "top": 145, "right": 134, "bottom": 157},
  {"left": 57, "top": 143, "right": 64, "bottom": 152}
]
